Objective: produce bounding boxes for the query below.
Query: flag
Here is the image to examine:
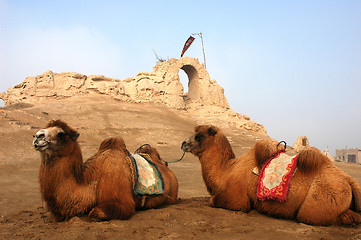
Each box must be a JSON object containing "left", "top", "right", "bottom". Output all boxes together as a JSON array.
[{"left": 180, "top": 36, "right": 195, "bottom": 57}]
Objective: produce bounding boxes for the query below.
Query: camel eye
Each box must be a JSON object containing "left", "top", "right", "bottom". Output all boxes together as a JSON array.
[
  {"left": 57, "top": 131, "right": 66, "bottom": 139},
  {"left": 195, "top": 134, "right": 204, "bottom": 142}
]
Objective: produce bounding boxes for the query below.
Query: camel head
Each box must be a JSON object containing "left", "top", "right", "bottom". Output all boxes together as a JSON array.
[
  {"left": 181, "top": 125, "right": 235, "bottom": 159},
  {"left": 33, "top": 120, "right": 79, "bottom": 153}
]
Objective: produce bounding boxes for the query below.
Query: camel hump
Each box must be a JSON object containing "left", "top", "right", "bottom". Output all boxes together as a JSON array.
[
  {"left": 296, "top": 147, "right": 331, "bottom": 174},
  {"left": 254, "top": 138, "right": 285, "bottom": 168},
  {"left": 135, "top": 144, "right": 161, "bottom": 162},
  {"left": 98, "top": 137, "right": 127, "bottom": 151}
]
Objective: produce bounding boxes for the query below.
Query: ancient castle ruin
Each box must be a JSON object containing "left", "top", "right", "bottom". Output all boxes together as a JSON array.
[
  {"left": 0, "top": 57, "right": 266, "bottom": 134},
  {"left": 293, "top": 136, "right": 309, "bottom": 152}
]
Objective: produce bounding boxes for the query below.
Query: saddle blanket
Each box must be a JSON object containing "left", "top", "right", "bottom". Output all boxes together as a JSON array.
[
  {"left": 130, "top": 153, "right": 164, "bottom": 196},
  {"left": 257, "top": 152, "right": 298, "bottom": 202}
]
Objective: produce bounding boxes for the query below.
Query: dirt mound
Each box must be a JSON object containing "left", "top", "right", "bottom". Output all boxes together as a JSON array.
[{"left": 0, "top": 57, "right": 267, "bottom": 134}]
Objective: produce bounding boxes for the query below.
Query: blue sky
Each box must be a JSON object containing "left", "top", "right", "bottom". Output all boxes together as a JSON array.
[{"left": 1, "top": 0, "right": 360, "bottom": 155}]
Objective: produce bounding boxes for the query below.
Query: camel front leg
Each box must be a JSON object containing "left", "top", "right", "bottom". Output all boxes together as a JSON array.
[
  {"left": 209, "top": 195, "right": 216, "bottom": 207},
  {"left": 210, "top": 191, "right": 252, "bottom": 213},
  {"left": 89, "top": 195, "right": 136, "bottom": 220},
  {"left": 209, "top": 173, "right": 253, "bottom": 212},
  {"left": 56, "top": 181, "right": 97, "bottom": 219}
]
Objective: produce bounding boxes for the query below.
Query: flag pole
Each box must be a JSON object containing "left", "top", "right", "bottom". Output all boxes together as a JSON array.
[{"left": 192, "top": 32, "right": 206, "bottom": 69}]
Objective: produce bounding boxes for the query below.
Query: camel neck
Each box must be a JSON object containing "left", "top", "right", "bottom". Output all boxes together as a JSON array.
[
  {"left": 41, "top": 142, "right": 85, "bottom": 183},
  {"left": 199, "top": 150, "right": 234, "bottom": 195}
]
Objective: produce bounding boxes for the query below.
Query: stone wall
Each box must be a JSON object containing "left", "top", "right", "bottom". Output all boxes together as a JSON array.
[
  {"left": 0, "top": 57, "right": 267, "bottom": 134},
  {"left": 293, "top": 136, "right": 310, "bottom": 152}
]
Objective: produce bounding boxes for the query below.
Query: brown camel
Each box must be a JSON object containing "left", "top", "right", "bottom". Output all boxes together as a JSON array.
[
  {"left": 181, "top": 125, "right": 361, "bottom": 225},
  {"left": 33, "top": 120, "right": 178, "bottom": 221}
]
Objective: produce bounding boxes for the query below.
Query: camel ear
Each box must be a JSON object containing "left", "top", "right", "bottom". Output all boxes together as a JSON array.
[
  {"left": 70, "top": 131, "right": 79, "bottom": 141},
  {"left": 194, "top": 125, "right": 202, "bottom": 132},
  {"left": 208, "top": 127, "right": 217, "bottom": 136}
]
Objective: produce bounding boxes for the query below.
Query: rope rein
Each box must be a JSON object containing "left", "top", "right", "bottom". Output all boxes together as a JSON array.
[{"left": 134, "top": 144, "right": 185, "bottom": 166}]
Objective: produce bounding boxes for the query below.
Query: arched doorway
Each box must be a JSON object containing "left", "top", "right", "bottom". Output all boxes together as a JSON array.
[
  {"left": 179, "top": 69, "right": 188, "bottom": 95},
  {"left": 179, "top": 64, "right": 200, "bottom": 103}
]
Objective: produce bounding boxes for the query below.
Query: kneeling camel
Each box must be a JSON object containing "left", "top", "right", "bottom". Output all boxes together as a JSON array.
[
  {"left": 181, "top": 125, "right": 361, "bottom": 225},
  {"left": 33, "top": 120, "right": 178, "bottom": 221}
]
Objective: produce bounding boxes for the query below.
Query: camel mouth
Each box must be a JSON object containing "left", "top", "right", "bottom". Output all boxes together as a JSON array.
[
  {"left": 33, "top": 129, "right": 50, "bottom": 151},
  {"left": 33, "top": 138, "right": 49, "bottom": 151},
  {"left": 181, "top": 141, "right": 193, "bottom": 152}
]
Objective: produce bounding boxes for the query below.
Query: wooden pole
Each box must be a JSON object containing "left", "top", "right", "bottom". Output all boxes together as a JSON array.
[{"left": 192, "top": 32, "right": 207, "bottom": 69}]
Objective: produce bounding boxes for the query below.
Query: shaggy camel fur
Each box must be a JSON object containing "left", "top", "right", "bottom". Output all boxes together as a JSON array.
[
  {"left": 33, "top": 120, "right": 178, "bottom": 221},
  {"left": 181, "top": 125, "right": 361, "bottom": 225}
]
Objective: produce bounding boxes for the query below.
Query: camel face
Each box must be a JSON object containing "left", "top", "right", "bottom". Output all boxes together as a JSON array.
[
  {"left": 33, "top": 127, "right": 66, "bottom": 152},
  {"left": 181, "top": 125, "right": 218, "bottom": 155},
  {"left": 181, "top": 134, "right": 202, "bottom": 153}
]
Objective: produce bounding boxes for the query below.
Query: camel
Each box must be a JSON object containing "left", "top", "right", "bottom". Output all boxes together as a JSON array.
[
  {"left": 181, "top": 125, "right": 361, "bottom": 225},
  {"left": 33, "top": 120, "right": 178, "bottom": 221}
]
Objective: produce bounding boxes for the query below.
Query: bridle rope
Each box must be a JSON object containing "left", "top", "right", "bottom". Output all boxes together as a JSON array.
[{"left": 134, "top": 144, "right": 185, "bottom": 166}]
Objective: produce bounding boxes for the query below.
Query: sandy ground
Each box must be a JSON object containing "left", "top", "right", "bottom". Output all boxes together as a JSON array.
[{"left": 1, "top": 95, "right": 361, "bottom": 240}]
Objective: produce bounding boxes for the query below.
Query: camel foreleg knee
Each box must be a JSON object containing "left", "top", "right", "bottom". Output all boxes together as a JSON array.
[
  {"left": 337, "top": 209, "right": 361, "bottom": 226},
  {"left": 89, "top": 200, "right": 135, "bottom": 221},
  {"left": 211, "top": 194, "right": 251, "bottom": 212}
]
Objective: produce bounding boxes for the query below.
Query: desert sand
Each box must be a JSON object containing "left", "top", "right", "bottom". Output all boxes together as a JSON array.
[{"left": 1, "top": 95, "right": 361, "bottom": 240}]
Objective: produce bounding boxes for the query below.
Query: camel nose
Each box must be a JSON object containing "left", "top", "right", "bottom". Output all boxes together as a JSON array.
[
  {"left": 181, "top": 141, "right": 187, "bottom": 151},
  {"left": 33, "top": 129, "right": 50, "bottom": 150},
  {"left": 33, "top": 137, "right": 40, "bottom": 149}
]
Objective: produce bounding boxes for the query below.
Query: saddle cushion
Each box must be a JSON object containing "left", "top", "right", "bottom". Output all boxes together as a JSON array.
[
  {"left": 130, "top": 153, "right": 164, "bottom": 196},
  {"left": 257, "top": 152, "right": 298, "bottom": 202}
]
